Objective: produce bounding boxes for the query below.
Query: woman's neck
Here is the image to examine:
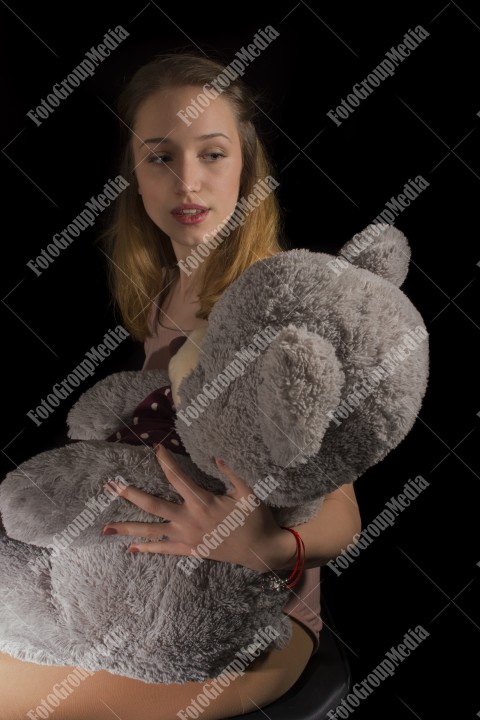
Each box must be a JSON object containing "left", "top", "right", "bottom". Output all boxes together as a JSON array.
[{"left": 171, "top": 274, "right": 201, "bottom": 304}]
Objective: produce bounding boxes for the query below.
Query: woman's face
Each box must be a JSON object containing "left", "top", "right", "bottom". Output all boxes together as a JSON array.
[{"left": 132, "top": 85, "right": 243, "bottom": 259}]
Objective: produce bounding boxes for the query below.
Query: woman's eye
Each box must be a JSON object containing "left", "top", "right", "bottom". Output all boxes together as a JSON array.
[
  {"left": 146, "top": 151, "right": 225, "bottom": 164},
  {"left": 147, "top": 154, "right": 169, "bottom": 164},
  {"left": 203, "top": 152, "right": 226, "bottom": 161}
]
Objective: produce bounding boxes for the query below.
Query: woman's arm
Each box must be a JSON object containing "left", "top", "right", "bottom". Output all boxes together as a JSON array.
[{"left": 266, "top": 483, "right": 362, "bottom": 573}]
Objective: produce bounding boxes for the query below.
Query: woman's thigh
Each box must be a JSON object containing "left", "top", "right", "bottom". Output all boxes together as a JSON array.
[{"left": 0, "top": 619, "right": 314, "bottom": 720}]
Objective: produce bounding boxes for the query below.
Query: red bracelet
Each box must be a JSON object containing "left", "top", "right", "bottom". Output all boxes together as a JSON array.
[{"left": 280, "top": 527, "right": 306, "bottom": 588}]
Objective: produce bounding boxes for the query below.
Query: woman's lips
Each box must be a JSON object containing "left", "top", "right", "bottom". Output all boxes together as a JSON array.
[{"left": 171, "top": 208, "right": 210, "bottom": 225}]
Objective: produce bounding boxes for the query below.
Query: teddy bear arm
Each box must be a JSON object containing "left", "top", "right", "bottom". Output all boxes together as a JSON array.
[{"left": 67, "top": 369, "right": 170, "bottom": 440}]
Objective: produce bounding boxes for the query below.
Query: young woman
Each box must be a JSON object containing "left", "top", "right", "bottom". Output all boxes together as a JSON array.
[{"left": 0, "top": 53, "right": 361, "bottom": 720}]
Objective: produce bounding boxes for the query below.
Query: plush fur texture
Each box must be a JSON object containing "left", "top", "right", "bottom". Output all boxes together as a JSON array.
[{"left": 0, "top": 223, "right": 429, "bottom": 683}]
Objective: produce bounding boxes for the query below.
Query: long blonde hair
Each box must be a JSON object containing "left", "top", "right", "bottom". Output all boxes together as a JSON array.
[{"left": 99, "top": 53, "right": 286, "bottom": 342}]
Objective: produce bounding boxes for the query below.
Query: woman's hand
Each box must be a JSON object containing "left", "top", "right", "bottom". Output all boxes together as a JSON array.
[{"left": 101, "top": 444, "right": 296, "bottom": 573}]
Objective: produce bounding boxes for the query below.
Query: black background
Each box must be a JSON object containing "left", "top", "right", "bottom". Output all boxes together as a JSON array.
[{"left": 1, "top": 1, "right": 479, "bottom": 718}]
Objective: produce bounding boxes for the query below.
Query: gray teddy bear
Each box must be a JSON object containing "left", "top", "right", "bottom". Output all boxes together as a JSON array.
[{"left": 0, "top": 223, "right": 429, "bottom": 683}]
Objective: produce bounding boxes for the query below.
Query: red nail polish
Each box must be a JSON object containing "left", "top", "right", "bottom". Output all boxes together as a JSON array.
[
  {"left": 127, "top": 546, "right": 139, "bottom": 553},
  {"left": 103, "top": 527, "right": 117, "bottom": 535}
]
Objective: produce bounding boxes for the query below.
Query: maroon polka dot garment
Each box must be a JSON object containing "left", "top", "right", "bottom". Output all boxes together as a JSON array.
[{"left": 105, "top": 385, "right": 188, "bottom": 456}]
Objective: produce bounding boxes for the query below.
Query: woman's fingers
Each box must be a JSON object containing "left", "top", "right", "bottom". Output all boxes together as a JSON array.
[
  {"left": 215, "top": 457, "right": 253, "bottom": 498},
  {"left": 103, "top": 480, "right": 180, "bottom": 521},
  {"left": 127, "top": 541, "right": 191, "bottom": 555},
  {"left": 156, "top": 445, "right": 251, "bottom": 502},
  {"left": 155, "top": 445, "right": 211, "bottom": 506},
  {"left": 102, "top": 520, "right": 171, "bottom": 538}
]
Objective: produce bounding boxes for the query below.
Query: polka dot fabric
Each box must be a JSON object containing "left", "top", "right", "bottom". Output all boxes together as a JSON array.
[{"left": 105, "top": 385, "right": 188, "bottom": 455}]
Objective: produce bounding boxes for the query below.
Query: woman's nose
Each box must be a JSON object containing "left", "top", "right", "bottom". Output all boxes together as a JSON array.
[{"left": 175, "top": 158, "right": 201, "bottom": 195}]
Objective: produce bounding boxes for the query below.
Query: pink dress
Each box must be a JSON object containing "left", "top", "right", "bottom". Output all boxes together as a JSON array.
[{"left": 143, "top": 313, "right": 323, "bottom": 655}]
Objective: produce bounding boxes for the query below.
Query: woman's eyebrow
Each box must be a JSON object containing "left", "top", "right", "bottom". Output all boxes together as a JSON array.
[
  {"left": 195, "top": 133, "right": 231, "bottom": 143},
  {"left": 140, "top": 132, "right": 231, "bottom": 147}
]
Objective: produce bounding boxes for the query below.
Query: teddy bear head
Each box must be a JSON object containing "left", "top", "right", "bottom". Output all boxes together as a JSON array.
[{"left": 168, "top": 223, "right": 429, "bottom": 509}]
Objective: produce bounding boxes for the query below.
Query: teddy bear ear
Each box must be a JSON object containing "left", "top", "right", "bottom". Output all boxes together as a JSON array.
[
  {"left": 169, "top": 327, "right": 208, "bottom": 409},
  {"left": 257, "top": 325, "right": 345, "bottom": 467},
  {"left": 337, "top": 223, "right": 411, "bottom": 287}
]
